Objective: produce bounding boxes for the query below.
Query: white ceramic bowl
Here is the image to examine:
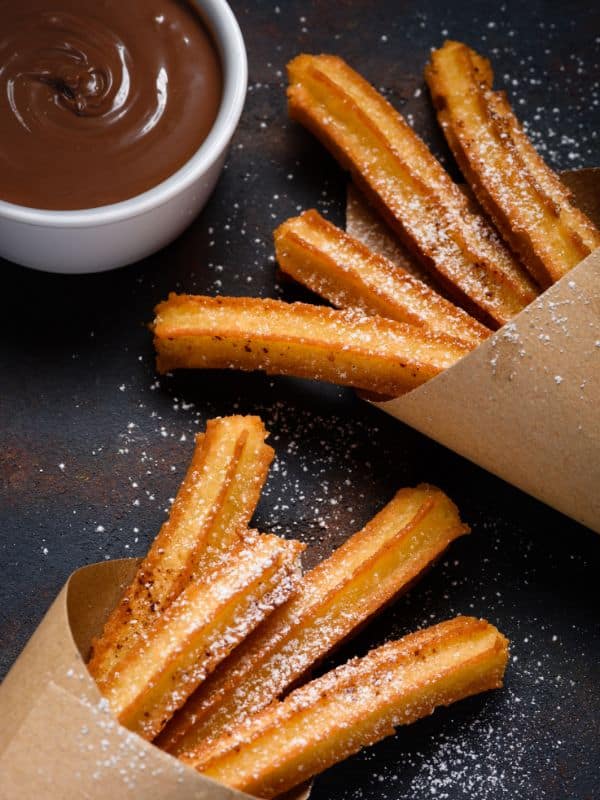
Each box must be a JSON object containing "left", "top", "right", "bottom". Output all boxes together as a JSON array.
[{"left": 0, "top": 0, "right": 247, "bottom": 274}]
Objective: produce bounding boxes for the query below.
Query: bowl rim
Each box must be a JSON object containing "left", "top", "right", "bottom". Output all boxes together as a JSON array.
[{"left": 0, "top": 0, "right": 247, "bottom": 228}]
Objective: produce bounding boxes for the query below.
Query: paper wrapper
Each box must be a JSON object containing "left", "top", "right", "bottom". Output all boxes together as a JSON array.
[
  {"left": 347, "top": 168, "right": 600, "bottom": 533},
  {"left": 0, "top": 558, "right": 310, "bottom": 799}
]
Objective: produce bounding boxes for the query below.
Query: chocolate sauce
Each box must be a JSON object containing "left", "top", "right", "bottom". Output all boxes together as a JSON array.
[{"left": 0, "top": 0, "right": 222, "bottom": 210}]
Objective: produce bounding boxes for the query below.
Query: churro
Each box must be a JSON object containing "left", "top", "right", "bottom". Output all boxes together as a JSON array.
[
  {"left": 158, "top": 484, "right": 468, "bottom": 756},
  {"left": 187, "top": 616, "right": 509, "bottom": 798},
  {"left": 347, "top": 183, "right": 433, "bottom": 285},
  {"left": 275, "top": 209, "right": 490, "bottom": 347},
  {"left": 426, "top": 41, "right": 600, "bottom": 288},
  {"left": 100, "top": 532, "right": 304, "bottom": 741},
  {"left": 88, "top": 416, "right": 274, "bottom": 684},
  {"left": 153, "top": 294, "right": 472, "bottom": 396},
  {"left": 287, "top": 54, "right": 539, "bottom": 327}
]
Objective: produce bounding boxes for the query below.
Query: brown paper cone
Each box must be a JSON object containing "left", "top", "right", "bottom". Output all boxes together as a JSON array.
[
  {"left": 0, "top": 559, "right": 310, "bottom": 799},
  {"left": 347, "top": 169, "right": 600, "bottom": 532}
]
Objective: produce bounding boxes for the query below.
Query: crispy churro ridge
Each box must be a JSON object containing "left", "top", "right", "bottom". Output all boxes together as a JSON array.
[
  {"left": 158, "top": 484, "right": 468, "bottom": 756},
  {"left": 188, "top": 616, "right": 509, "bottom": 798},
  {"left": 153, "top": 294, "right": 472, "bottom": 396},
  {"left": 88, "top": 415, "right": 274, "bottom": 684},
  {"left": 425, "top": 41, "right": 600, "bottom": 287},
  {"left": 275, "top": 209, "right": 491, "bottom": 347},
  {"left": 287, "top": 53, "right": 539, "bottom": 327},
  {"left": 100, "top": 532, "right": 305, "bottom": 741}
]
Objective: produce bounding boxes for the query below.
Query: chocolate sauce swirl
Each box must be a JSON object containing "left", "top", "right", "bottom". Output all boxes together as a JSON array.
[{"left": 0, "top": 1, "right": 222, "bottom": 209}]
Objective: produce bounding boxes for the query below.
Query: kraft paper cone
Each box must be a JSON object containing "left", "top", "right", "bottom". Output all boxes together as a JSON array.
[
  {"left": 347, "top": 168, "right": 600, "bottom": 533},
  {"left": 0, "top": 558, "right": 309, "bottom": 800}
]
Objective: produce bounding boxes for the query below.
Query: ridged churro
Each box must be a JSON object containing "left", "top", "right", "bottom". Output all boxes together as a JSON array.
[
  {"left": 88, "top": 416, "right": 274, "bottom": 684},
  {"left": 287, "top": 54, "right": 538, "bottom": 328},
  {"left": 346, "top": 183, "right": 434, "bottom": 285},
  {"left": 188, "top": 616, "right": 509, "bottom": 798},
  {"left": 153, "top": 294, "right": 472, "bottom": 396},
  {"left": 275, "top": 209, "right": 490, "bottom": 347},
  {"left": 100, "top": 532, "right": 304, "bottom": 741},
  {"left": 158, "top": 484, "right": 468, "bottom": 757},
  {"left": 426, "top": 41, "right": 600, "bottom": 288}
]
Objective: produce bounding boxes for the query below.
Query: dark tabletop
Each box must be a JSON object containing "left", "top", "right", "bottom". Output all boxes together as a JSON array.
[{"left": 1, "top": 1, "right": 599, "bottom": 798}]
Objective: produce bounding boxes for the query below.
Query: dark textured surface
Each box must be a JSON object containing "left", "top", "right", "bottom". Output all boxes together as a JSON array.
[{"left": 1, "top": 1, "right": 599, "bottom": 797}]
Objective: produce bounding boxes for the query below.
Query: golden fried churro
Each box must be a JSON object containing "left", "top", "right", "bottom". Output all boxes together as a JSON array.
[
  {"left": 187, "top": 616, "right": 509, "bottom": 798},
  {"left": 275, "top": 209, "right": 490, "bottom": 347},
  {"left": 158, "top": 484, "right": 468, "bottom": 757},
  {"left": 153, "top": 294, "right": 472, "bottom": 395},
  {"left": 426, "top": 41, "right": 600, "bottom": 288},
  {"left": 347, "top": 182, "right": 434, "bottom": 285},
  {"left": 100, "top": 532, "right": 305, "bottom": 741},
  {"left": 287, "top": 54, "right": 538, "bottom": 328},
  {"left": 88, "top": 416, "right": 274, "bottom": 684}
]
